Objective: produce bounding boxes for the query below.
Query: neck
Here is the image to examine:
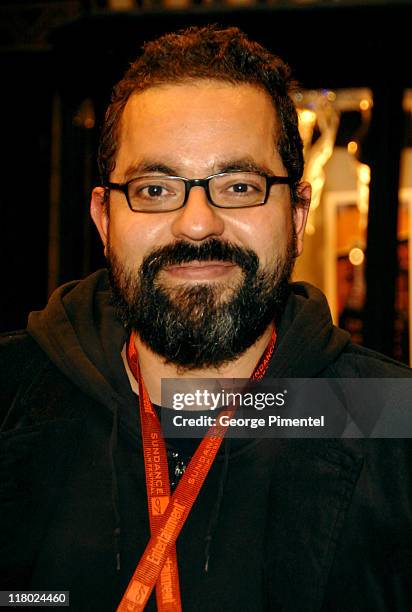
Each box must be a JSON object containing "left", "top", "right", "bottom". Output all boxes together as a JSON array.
[{"left": 123, "top": 324, "right": 275, "bottom": 406}]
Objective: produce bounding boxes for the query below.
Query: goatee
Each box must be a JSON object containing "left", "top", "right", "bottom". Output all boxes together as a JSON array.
[{"left": 108, "top": 237, "right": 296, "bottom": 371}]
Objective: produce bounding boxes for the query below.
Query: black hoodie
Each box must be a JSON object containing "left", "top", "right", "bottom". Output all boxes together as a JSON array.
[{"left": 1, "top": 270, "right": 412, "bottom": 611}]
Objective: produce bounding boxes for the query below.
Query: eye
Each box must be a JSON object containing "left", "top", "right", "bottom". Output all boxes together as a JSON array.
[
  {"left": 129, "top": 179, "right": 177, "bottom": 201},
  {"left": 230, "top": 182, "right": 251, "bottom": 194},
  {"left": 142, "top": 184, "right": 167, "bottom": 198},
  {"left": 223, "top": 178, "right": 264, "bottom": 196}
]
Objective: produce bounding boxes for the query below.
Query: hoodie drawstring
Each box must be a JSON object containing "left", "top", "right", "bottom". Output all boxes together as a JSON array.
[
  {"left": 204, "top": 437, "right": 231, "bottom": 573},
  {"left": 109, "top": 403, "right": 122, "bottom": 572}
]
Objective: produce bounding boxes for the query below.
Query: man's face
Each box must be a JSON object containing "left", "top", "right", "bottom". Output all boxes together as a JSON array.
[{"left": 91, "top": 80, "right": 309, "bottom": 369}]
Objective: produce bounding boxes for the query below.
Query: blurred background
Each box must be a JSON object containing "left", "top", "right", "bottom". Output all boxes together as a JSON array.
[{"left": 1, "top": 0, "right": 411, "bottom": 364}]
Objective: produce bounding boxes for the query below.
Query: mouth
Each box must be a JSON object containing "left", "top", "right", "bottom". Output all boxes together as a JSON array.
[{"left": 164, "top": 260, "right": 237, "bottom": 280}]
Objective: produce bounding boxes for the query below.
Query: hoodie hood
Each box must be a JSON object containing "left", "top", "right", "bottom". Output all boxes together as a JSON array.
[
  {"left": 27, "top": 269, "right": 351, "bottom": 408},
  {"left": 268, "top": 282, "right": 351, "bottom": 377},
  {"left": 28, "top": 270, "right": 130, "bottom": 413}
]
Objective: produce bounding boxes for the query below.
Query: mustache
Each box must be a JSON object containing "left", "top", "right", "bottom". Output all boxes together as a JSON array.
[{"left": 140, "top": 239, "right": 260, "bottom": 278}]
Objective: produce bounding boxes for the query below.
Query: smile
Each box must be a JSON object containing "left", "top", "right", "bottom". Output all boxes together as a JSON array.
[{"left": 164, "top": 261, "right": 237, "bottom": 280}]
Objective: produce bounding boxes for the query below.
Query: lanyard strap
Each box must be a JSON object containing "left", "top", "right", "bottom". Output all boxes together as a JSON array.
[{"left": 118, "top": 328, "right": 277, "bottom": 612}]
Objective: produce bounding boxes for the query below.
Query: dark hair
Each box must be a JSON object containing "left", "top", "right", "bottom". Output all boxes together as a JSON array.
[{"left": 98, "top": 25, "right": 304, "bottom": 204}]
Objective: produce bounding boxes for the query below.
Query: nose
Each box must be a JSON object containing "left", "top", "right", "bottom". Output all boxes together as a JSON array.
[{"left": 170, "top": 185, "right": 225, "bottom": 242}]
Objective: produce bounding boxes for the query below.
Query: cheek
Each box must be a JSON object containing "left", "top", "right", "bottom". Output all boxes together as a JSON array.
[
  {"left": 108, "top": 213, "right": 170, "bottom": 264},
  {"left": 261, "top": 202, "right": 294, "bottom": 261},
  {"left": 227, "top": 203, "right": 292, "bottom": 266}
]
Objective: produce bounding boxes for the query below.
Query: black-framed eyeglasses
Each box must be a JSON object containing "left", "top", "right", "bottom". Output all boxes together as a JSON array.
[{"left": 104, "top": 171, "right": 293, "bottom": 213}]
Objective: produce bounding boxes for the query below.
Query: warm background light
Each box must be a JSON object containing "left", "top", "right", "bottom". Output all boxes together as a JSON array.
[
  {"left": 298, "top": 109, "right": 317, "bottom": 126},
  {"left": 349, "top": 247, "right": 365, "bottom": 266},
  {"left": 347, "top": 141, "right": 358, "bottom": 154},
  {"left": 305, "top": 222, "right": 315, "bottom": 236}
]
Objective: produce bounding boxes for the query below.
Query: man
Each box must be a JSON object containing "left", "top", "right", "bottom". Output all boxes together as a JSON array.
[{"left": 1, "top": 25, "right": 412, "bottom": 612}]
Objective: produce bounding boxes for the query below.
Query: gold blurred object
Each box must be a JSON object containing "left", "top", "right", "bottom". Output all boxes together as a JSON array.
[
  {"left": 297, "top": 92, "right": 340, "bottom": 234},
  {"left": 349, "top": 247, "right": 365, "bottom": 266},
  {"left": 347, "top": 141, "right": 358, "bottom": 154}
]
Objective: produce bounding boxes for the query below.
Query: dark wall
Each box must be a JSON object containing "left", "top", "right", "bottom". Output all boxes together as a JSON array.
[{"left": 1, "top": 52, "right": 52, "bottom": 331}]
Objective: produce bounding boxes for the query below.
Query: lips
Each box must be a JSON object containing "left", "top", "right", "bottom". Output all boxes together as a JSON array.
[
  {"left": 164, "top": 260, "right": 237, "bottom": 279},
  {"left": 166, "top": 260, "right": 235, "bottom": 270}
]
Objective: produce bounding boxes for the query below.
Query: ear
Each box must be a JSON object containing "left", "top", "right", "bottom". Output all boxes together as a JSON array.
[
  {"left": 293, "top": 181, "right": 311, "bottom": 256},
  {"left": 90, "top": 187, "right": 109, "bottom": 255}
]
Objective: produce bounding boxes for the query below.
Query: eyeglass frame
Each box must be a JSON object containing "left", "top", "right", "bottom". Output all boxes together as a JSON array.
[{"left": 104, "top": 171, "right": 294, "bottom": 213}]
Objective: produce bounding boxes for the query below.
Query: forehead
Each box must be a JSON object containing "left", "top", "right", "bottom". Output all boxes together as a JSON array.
[{"left": 114, "top": 80, "right": 282, "bottom": 178}]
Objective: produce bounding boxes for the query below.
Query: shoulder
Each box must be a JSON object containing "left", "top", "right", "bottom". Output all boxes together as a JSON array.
[
  {"left": 333, "top": 341, "right": 412, "bottom": 378},
  {"left": 0, "top": 331, "right": 47, "bottom": 428},
  {"left": 0, "top": 327, "right": 50, "bottom": 375},
  {"left": 0, "top": 330, "right": 49, "bottom": 394},
  {"left": 0, "top": 330, "right": 79, "bottom": 431},
  {"left": 0, "top": 328, "right": 44, "bottom": 357}
]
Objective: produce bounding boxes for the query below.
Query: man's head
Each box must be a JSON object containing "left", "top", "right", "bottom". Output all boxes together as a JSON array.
[
  {"left": 98, "top": 25, "right": 304, "bottom": 205},
  {"left": 91, "top": 26, "right": 310, "bottom": 370}
]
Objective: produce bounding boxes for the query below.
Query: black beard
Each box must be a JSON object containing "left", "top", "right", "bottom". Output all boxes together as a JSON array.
[{"left": 108, "top": 237, "right": 296, "bottom": 371}]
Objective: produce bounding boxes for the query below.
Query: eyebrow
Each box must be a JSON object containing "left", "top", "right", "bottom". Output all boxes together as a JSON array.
[
  {"left": 123, "top": 161, "right": 177, "bottom": 181},
  {"left": 122, "top": 156, "right": 277, "bottom": 182},
  {"left": 217, "top": 158, "right": 275, "bottom": 175}
]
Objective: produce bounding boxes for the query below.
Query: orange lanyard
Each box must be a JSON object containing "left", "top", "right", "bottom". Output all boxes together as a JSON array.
[{"left": 118, "top": 328, "right": 277, "bottom": 611}]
